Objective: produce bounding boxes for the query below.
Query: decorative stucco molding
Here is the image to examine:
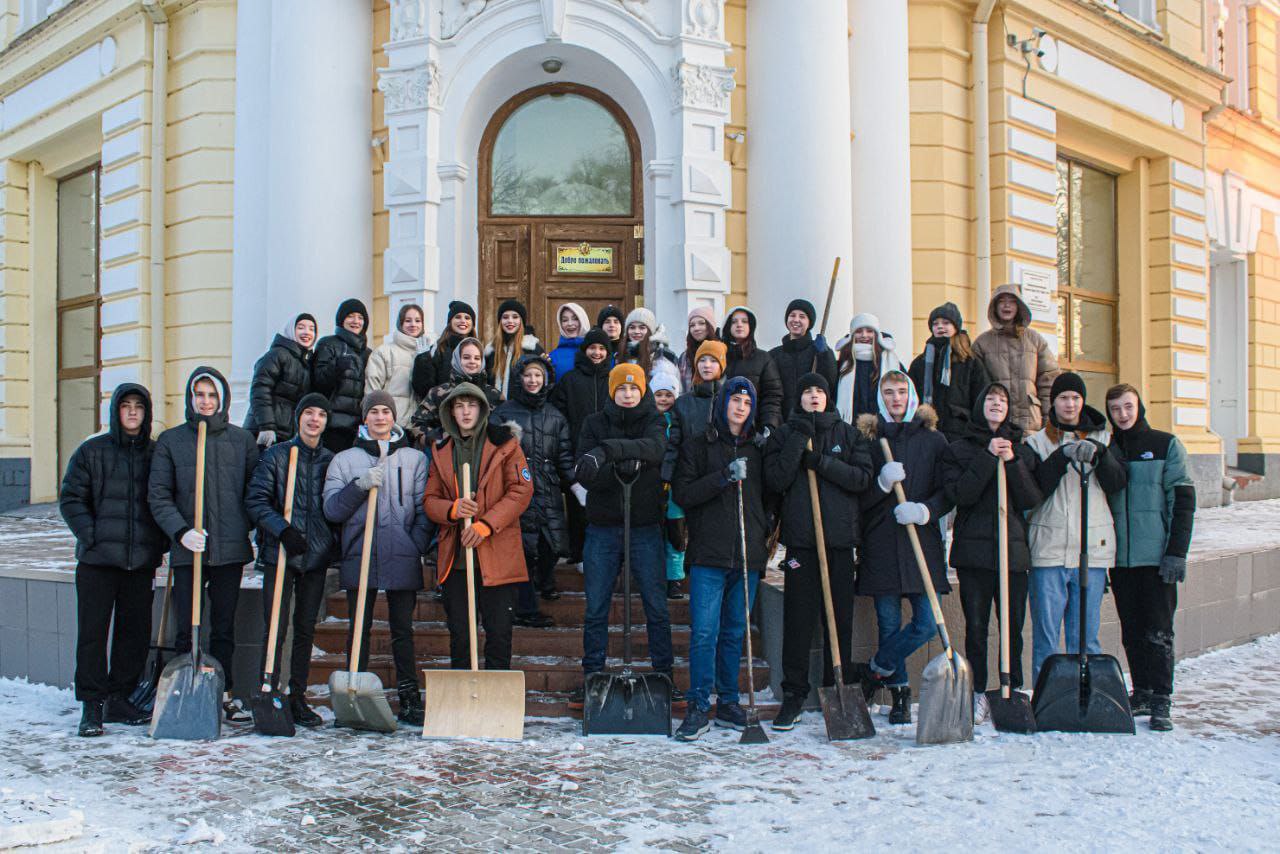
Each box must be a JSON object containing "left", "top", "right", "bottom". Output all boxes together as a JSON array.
[
  {"left": 673, "top": 61, "right": 735, "bottom": 112},
  {"left": 389, "top": 0, "right": 426, "bottom": 41},
  {"left": 377, "top": 62, "right": 442, "bottom": 113},
  {"left": 684, "top": 0, "right": 724, "bottom": 40},
  {"left": 442, "top": 0, "right": 488, "bottom": 39}
]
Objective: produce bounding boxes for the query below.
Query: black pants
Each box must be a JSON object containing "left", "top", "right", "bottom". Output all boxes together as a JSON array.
[
  {"left": 566, "top": 490, "right": 586, "bottom": 564},
  {"left": 780, "top": 547, "right": 856, "bottom": 701},
  {"left": 74, "top": 563, "right": 154, "bottom": 702},
  {"left": 173, "top": 563, "right": 243, "bottom": 691},
  {"left": 345, "top": 588, "right": 417, "bottom": 688},
  {"left": 516, "top": 533, "right": 558, "bottom": 616},
  {"left": 957, "top": 566, "right": 1029, "bottom": 692},
  {"left": 441, "top": 566, "right": 517, "bottom": 670},
  {"left": 1110, "top": 566, "right": 1177, "bottom": 696},
  {"left": 259, "top": 563, "right": 327, "bottom": 696}
]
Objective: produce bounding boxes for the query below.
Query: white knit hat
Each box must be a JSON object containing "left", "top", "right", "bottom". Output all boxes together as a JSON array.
[
  {"left": 624, "top": 307, "right": 658, "bottom": 335},
  {"left": 650, "top": 358, "right": 680, "bottom": 395}
]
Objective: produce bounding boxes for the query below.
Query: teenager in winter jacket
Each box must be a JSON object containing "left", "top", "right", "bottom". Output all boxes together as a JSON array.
[
  {"left": 763, "top": 372, "right": 874, "bottom": 731},
  {"left": 323, "top": 390, "right": 432, "bottom": 725},
  {"left": 548, "top": 302, "right": 591, "bottom": 383},
  {"left": 244, "top": 393, "right": 337, "bottom": 728},
  {"left": 770, "top": 298, "right": 838, "bottom": 418},
  {"left": 908, "top": 303, "right": 991, "bottom": 443},
  {"left": 596, "top": 304, "right": 626, "bottom": 362},
  {"left": 677, "top": 306, "right": 718, "bottom": 391},
  {"left": 663, "top": 339, "right": 727, "bottom": 482},
  {"left": 940, "top": 383, "right": 1042, "bottom": 717},
  {"left": 313, "top": 298, "right": 372, "bottom": 452},
  {"left": 971, "top": 284, "right": 1060, "bottom": 434},
  {"left": 1105, "top": 384, "right": 1196, "bottom": 731},
  {"left": 622, "top": 306, "right": 679, "bottom": 379},
  {"left": 149, "top": 367, "right": 259, "bottom": 723},
  {"left": 494, "top": 355, "right": 575, "bottom": 626},
  {"left": 574, "top": 364, "right": 673, "bottom": 697},
  {"left": 722, "top": 306, "right": 784, "bottom": 430},
  {"left": 425, "top": 384, "right": 534, "bottom": 672},
  {"left": 854, "top": 371, "right": 952, "bottom": 724},
  {"left": 412, "top": 336, "right": 502, "bottom": 440},
  {"left": 412, "top": 300, "right": 476, "bottom": 400},
  {"left": 836, "top": 313, "right": 902, "bottom": 423},
  {"left": 1023, "top": 372, "right": 1127, "bottom": 683},
  {"left": 60, "top": 383, "right": 168, "bottom": 736},
  {"left": 486, "top": 298, "right": 544, "bottom": 399},
  {"left": 650, "top": 361, "right": 687, "bottom": 600},
  {"left": 245, "top": 313, "right": 316, "bottom": 447},
  {"left": 366, "top": 303, "right": 433, "bottom": 429}
]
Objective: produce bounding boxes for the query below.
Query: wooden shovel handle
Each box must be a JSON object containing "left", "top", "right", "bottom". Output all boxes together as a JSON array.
[
  {"left": 348, "top": 486, "right": 378, "bottom": 684},
  {"left": 805, "top": 439, "right": 844, "bottom": 671},
  {"left": 191, "top": 421, "right": 207, "bottom": 628},
  {"left": 263, "top": 445, "right": 298, "bottom": 681},
  {"left": 818, "top": 257, "right": 841, "bottom": 338},
  {"left": 997, "top": 459, "right": 1012, "bottom": 699},
  {"left": 462, "top": 463, "right": 479, "bottom": 673}
]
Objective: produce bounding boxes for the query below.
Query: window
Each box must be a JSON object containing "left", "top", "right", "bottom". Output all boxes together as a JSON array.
[
  {"left": 56, "top": 166, "right": 100, "bottom": 476},
  {"left": 19, "top": 0, "right": 67, "bottom": 33},
  {"left": 1101, "top": 0, "right": 1157, "bottom": 29},
  {"left": 1205, "top": 1, "right": 1250, "bottom": 111},
  {"left": 1055, "top": 157, "right": 1118, "bottom": 404}
]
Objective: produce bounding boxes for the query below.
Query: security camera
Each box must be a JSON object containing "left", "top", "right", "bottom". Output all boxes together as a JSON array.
[
  {"left": 1032, "top": 26, "right": 1047, "bottom": 38},
  {"left": 1036, "top": 48, "right": 1046, "bottom": 58}
]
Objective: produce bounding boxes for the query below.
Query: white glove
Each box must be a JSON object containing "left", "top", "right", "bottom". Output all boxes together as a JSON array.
[
  {"left": 355, "top": 466, "right": 384, "bottom": 491},
  {"left": 725, "top": 457, "right": 748, "bottom": 483},
  {"left": 256, "top": 430, "right": 276, "bottom": 448},
  {"left": 570, "top": 483, "right": 588, "bottom": 507},
  {"left": 878, "top": 461, "right": 906, "bottom": 493},
  {"left": 893, "top": 502, "right": 930, "bottom": 527},
  {"left": 180, "top": 528, "right": 207, "bottom": 553}
]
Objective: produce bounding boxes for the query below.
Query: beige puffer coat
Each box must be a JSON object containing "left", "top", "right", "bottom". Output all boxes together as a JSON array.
[
  {"left": 365, "top": 330, "right": 431, "bottom": 427},
  {"left": 971, "top": 284, "right": 1059, "bottom": 434}
]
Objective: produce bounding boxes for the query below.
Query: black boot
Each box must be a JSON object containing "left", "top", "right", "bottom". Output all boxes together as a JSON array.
[
  {"left": 78, "top": 700, "right": 105, "bottom": 737},
  {"left": 397, "top": 681, "right": 425, "bottom": 727},
  {"left": 514, "top": 612, "right": 555, "bottom": 628},
  {"left": 290, "top": 695, "right": 323, "bottom": 728},
  {"left": 667, "top": 581, "right": 685, "bottom": 600},
  {"left": 772, "top": 695, "right": 805, "bottom": 731},
  {"left": 850, "top": 662, "right": 885, "bottom": 705},
  {"left": 1129, "top": 688, "right": 1153, "bottom": 717},
  {"left": 888, "top": 687, "right": 912, "bottom": 724},
  {"left": 1149, "top": 694, "right": 1173, "bottom": 731},
  {"left": 104, "top": 694, "right": 151, "bottom": 726}
]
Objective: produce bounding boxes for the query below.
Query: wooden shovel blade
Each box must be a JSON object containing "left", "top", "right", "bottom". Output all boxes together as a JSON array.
[{"left": 421, "top": 668, "right": 525, "bottom": 741}]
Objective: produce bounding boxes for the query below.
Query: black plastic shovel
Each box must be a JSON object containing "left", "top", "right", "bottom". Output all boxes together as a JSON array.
[
  {"left": 252, "top": 445, "right": 298, "bottom": 737},
  {"left": 130, "top": 559, "right": 174, "bottom": 715},
  {"left": 986, "top": 459, "right": 1036, "bottom": 733}
]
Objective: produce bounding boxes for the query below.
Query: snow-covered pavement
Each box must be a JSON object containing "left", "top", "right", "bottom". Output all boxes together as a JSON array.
[{"left": 0, "top": 636, "right": 1277, "bottom": 851}]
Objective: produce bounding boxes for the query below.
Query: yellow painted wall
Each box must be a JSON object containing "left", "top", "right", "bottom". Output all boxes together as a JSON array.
[
  {"left": 0, "top": 160, "right": 30, "bottom": 457},
  {"left": 725, "top": 0, "right": 747, "bottom": 311}
]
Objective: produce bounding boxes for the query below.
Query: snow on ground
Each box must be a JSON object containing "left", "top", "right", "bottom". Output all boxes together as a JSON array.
[
  {"left": 0, "top": 636, "right": 1277, "bottom": 851},
  {"left": 1187, "top": 498, "right": 1280, "bottom": 558}
]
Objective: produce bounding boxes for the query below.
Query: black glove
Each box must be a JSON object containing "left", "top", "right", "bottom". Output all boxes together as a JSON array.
[
  {"left": 801, "top": 449, "right": 823, "bottom": 470},
  {"left": 788, "top": 411, "right": 815, "bottom": 437},
  {"left": 279, "top": 526, "right": 307, "bottom": 558},
  {"left": 618, "top": 459, "right": 642, "bottom": 479},
  {"left": 576, "top": 448, "right": 605, "bottom": 484},
  {"left": 665, "top": 517, "right": 688, "bottom": 552}
]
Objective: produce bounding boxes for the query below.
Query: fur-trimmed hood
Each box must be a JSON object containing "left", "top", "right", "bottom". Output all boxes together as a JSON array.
[{"left": 856, "top": 403, "right": 938, "bottom": 439}]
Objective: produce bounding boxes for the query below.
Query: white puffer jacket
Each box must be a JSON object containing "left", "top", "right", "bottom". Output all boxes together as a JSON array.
[{"left": 365, "top": 329, "right": 432, "bottom": 427}]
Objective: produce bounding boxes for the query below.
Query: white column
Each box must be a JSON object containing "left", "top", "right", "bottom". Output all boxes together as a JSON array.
[
  {"left": 747, "top": 0, "right": 854, "bottom": 344},
  {"left": 849, "top": 0, "right": 915, "bottom": 351}
]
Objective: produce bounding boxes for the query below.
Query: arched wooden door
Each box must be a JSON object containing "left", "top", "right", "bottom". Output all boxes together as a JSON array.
[{"left": 478, "top": 84, "right": 643, "bottom": 345}]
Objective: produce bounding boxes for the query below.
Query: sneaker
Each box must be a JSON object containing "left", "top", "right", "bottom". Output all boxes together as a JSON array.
[
  {"left": 675, "top": 707, "right": 711, "bottom": 742},
  {"left": 223, "top": 695, "right": 251, "bottom": 723},
  {"left": 514, "top": 612, "right": 555, "bottom": 628},
  {"left": 568, "top": 685, "right": 586, "bottom": 711},
  {"left": 772, "top": 696, "right": 804, "bottom": 731},
  {"left": 290, "top": 696, "right": 323, "bottom": 728},
  {"left": 973, "top": 692, "right": 990, "bottom": 725},
  {"left": 104, "top": 695, "right": 151, "bottom": 726},
  {"left": 539, "top": 588, "right": 561, "bottom": 602},
  {"left": 1129, "top": 689, "right": 1153, "bottom": 717},
  {"left": 432, "top": 585, "right": 445, "bottom": 602},
  {"left": 1149, "top": 694, "right": 1173, "bottom": 732},
  {"left": 713, "top": 701, "right": 747, "bottom": 731},
  {"left": 666, "top": 581, "right": 685, "bottom": 600},
  {"left": 888, "top": 687, "right": 912, "bottom": 725},
  {"left": 78, "top": 701, "right": 105, "bottom": 737}
]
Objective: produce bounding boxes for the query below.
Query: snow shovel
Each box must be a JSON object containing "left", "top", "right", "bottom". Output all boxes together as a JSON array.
[
  {"left": 252, "top": 445, "right": 298, "bottom": 737},
  {"left": 329, "top": 484, "right": 397, "bottom": 733},
  {"left": 880, "top": 439, "right": 973, "bottom": 746},
  {"left": 582, "top": 467, "right": 672, "bottom": 736},
  {"left": 805, "top": 441, "right": 874, "bottom": 740},
  {"left": 151, "top": 421, "right": 224, "bottom": 741},
  {"left": 130, "top": 557, "right": 175, "bottom": 715},
  {"left": 985, "top": 459, "right": 1036, "bottom": 734},
  {"left": 422, "top": 462, "right": 526, "bottom": 741},
  {"left": 736, "top": 481, "right": 769, "bottom": 745},
  {"left": 1032, "top": 459, "right": 1134, "bottom": 734}
]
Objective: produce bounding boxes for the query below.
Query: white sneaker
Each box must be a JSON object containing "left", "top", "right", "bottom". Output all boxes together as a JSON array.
[
  {"left": 223, "top": 694, "right": 251, "bottom": 723},
  {"left": 973, "top": 692, "right": 990, "bottom": 725}
]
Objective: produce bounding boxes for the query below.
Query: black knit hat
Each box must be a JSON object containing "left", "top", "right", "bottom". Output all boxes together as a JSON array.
[
  {"left": 293, "top": 392, "right": 331, "bottom": 427},
  {"left": 1050, "top": 371, "right": 1087, "bottom": 403},
  {"left": 497, "top": 299, "right": 528, "bottom": 325},
  {"left": 596, "top": 305, "right": 625, "bottom": 327},
  {"left": 797, "top": 371, "right": 830, "bottom": 398},
  {"left": 582, "top": 327, "right": 612, "bottom": 350},
  {"left": 785, "top": 299, "right": 817, "bottom": 328},
  {"left": 335, "top": 298, "right": 369, "bottom": 334},
  {"left": 447, "top": 300, "right": 476, "bottom": 324},
  {"left": 294, "top": 312, "right": 317, "bottom": 329},
  {"left": 928, "top": 302, "right": 963, "bottom": 332}
]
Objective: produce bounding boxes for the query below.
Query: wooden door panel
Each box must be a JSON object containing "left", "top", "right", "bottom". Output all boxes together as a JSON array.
[
  {"left": 479, "top": 223, "right": 529, "bottom": 343},
  {"left": 532, "top": 223, "right": 638, "bottom": 341}
]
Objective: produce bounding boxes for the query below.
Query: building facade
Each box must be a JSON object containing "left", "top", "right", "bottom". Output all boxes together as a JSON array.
[{"left": 0, "top": 0, "right": 1263, "bottom": 509}]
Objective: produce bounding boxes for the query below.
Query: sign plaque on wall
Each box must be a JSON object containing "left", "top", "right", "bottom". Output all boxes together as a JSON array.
[{"left": 556, "top": 243, "right": 614, "bottom": 274}]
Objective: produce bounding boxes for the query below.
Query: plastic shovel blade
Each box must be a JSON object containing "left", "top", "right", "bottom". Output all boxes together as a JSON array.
[
  {"left": 582, "top": 670, "right": 671, "bottom": 736},
  {"left": 986, "top": 688, "right": 1037, "bottom": 734},
  {"left": 129, "top": 651, "right": 166, "bottom": 715},
  {"left": 817, "top": 676, "right": 876, "bottom": 741},
  {"left": 328, "top": 671, "right": 397, "bottom": 733},
  {"left": 149, "top": 653, "right": 224, "bottom": 741},
  {"left": 250, "top": 684, "right": 295, "bottom": 737},
  {"left": 421, "top": 668, "right": 525, "bottom": 741},
  {"left": 916, "top": 651, "right": 975, "bottom": 746},
  {"left": 1032, "top": 653, "right": 1135, "bottom": 734}
]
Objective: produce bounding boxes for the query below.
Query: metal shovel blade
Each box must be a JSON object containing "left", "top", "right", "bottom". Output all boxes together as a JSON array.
[
  {"left": 422, "top": 668, "right": 526, "bottom": 741},
  {"left": 582, "top": 670, "right": 671, "bottom": 736},
  {"left": 818, "top": 678, "right": 877, "bottom": 741},
  {"left": 250, "top": 685, "right": 295, "bottom": 737},
  {"left": 916, "top": 651, "right": 975, "bottom": 746},
  {"left": 1032, "top": 653, "right": 1135, "bottom": 734},
  {"left": 328, "top": 671, "right": 397, "bottom": 733},
  {"left": 739, "top": 711, "right": 770, "bottom": 745},
  {"left": 986, "top": 688, "right": 1037, "bottom": 734},
  {"left": 149, "top": 653, "right": 224, "bottom": 741}
]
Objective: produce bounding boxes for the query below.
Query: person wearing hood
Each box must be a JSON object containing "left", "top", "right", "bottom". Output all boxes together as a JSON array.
[
  {"left": 60, "top": 383, "right": 168, "bottom": 737},
  {"left": 596, "top": 304, "right": 626, "bottom": 363},
  {"left": 1023, "top": 372, "right": 1128, "bottom": 684},
  {"left": 972, "top": 283, "right": 1060, "bottom": 434},
  {"left": 763, "top": 373, "right": 874, "bottom": 731},
  {"left": 244, "top": 393, "right": 338, "bottom": 728},
  {"left": 412, "top": 336, "right": 502, "bottom": 440},
  {"left": 677, "top": 306, "right": 719, "bottom": 392},
  {"left": 671, "top": 377, "right": 774, "bottom": 740},
  {"left": 313, "top": 298, "right": 373, "bottom": 452},
  {"left": 494, "top": 354, "right": 575, "bottom": 626},
  {"left": 1104, "top": 383, "right": 1195, "bottom": 732},
  {"left": 621, "top": 306, "right": 679, "bottom": 379},
  {"left": 649, "top": 359, "right": 687, "bottom": 599},
  {"left": 721, "top": 306, "right": 784, "bottom": 429},
  {"left": 940, "top": 382, "right": 1042, "bottom": 722},
  {"left": 836, "top": 313, "right": 903, "bottom": 423},
  {"left": 486, "top": 298, "right": 544, "bottom": 399},
  {"left": 573, "top": 364, "right": 672, "bottom": 703},
  {"left": 908, "top": 302, "right": 990, "bottom": 443},
  {"left": 366, "top": 303, "right": 434, "bottom": 430},
  {"left": 245, "top": 313, "right": 316, "bottom": 447},
  {"left": 770, "top": 298, "right": 838, "bottom": 419},
  {"left": 412, "top": 300, "right": 477, "bottom": 400},
  {"left": 548, "top": 302, "right": 591, "bottom": 383},
  {"left": 852, "top": 370, "right": 952, "bottom": 724},
  {"left": 149, "top": 367, "right": 259, "bottom": 723},
  {"left": 425, "top": 382, "right": 534, "bottom": 672},
  {"left": 323, "top": 390, "right": 432, "bottom": 726}
]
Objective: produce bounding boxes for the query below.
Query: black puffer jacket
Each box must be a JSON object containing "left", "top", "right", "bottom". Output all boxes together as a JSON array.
[
  {"left": 149, "top": 367, "right": 259, "bottom": 569},
  {"left": 494, "top": 358, "right": 575, "bottom": 557},
  {"left": 313, "top": 312, "right": 371, "bottom": 437},
  {"left": 548, "top": 346, "right": 611, "bottom": 452},
  {"left": 722, "top": 306, "right": 784, "bottom": 430},
  {"left": 245, "top": 435, "right": 337, "bottom": 574},
  {"left": 244, "top": 334, "right": 312, "bottom": 439},
  {"left": 59, "top": 383, "right": 168, "bottom": 571},
  {"left": 412, "top": 332, "right": 466, "bottom": 399},
  {"left": 908, "top": 338, "right": 991, "bottom": 443},
  {"left": 662, "top": 379, "right": 721, "bottom": 481},
  {"left": 765, "top": 409, "right": 873, "bottom": 550},
  {"left": 575, "top": 398, "right": 667, "bottom": 527},
  {"left": 769, "top": 333, "right": 837, "bottom": 418}
]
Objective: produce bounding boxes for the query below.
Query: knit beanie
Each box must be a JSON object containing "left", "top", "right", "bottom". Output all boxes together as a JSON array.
[
  {"left": 650, "top": 359, "right": 680, "bottom": 395},
  {"left": 447, "top": 300, "right": 476, "bottom": 324},
  {"left": 361, "top": 389, "right": 397, "bottom": 420},
  {"left": 797, "top": 372, "right": 830, "bottom": 398},
  {"left": 293, "top": 392, "right": 331, "bottom": 426},
  {"left": 335, "top": 298, "right": 369, "bottom": 334},
  {"left": 928, "top": 302, "right": 963, "bottom": 332},
  {"left": 625, "top": 307, "right": 657, "bottom": 336},
  {"left": 583, "top": 327, "right": 612, "bottom": 350},
  {"left": 597, "top": 304, "right": 625, "bottom": 328},
  {"left": 688, "top": 305, "right": 716, "bottom": 330},
  {"left": 608, "top": 363, "right": 647, "bottom": 398},
  {"left": 285, "top": 313, "right": 317, "bottom": 345},
  {"left": 785, "top": 299, "right": 817, "bottom": 328},
  {"left": 497, "top": 299, "right": 528, "bottom": 325},
  {"left": 1050, "top": 371, "right": 1087, "bottom": 403},
  {"left": 695, "top": 339, "right": 728, "bottom": 374},
  {"left": 722, "top": 305, "right": 757, "bottom": 340}
]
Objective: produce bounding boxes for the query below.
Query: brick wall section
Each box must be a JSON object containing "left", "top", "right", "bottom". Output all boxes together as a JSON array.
[{"left": 0, "top": 161, "right": 30, "bottom": 454}]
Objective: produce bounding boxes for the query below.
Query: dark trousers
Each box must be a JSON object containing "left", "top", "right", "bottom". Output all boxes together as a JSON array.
[
  {"left": 566, "top": 491, "right": 587, "bottom": 563},
  {"left": 74, "top": 563, "right": 155, "bottom": 702},
  {"left": 780, "top": 547, "right": 856, "bottom": 701},
  {"left": 516, "top": 533, "right": 558, "bottom": 617},
  {"left": 345, "top": 588, "right": 417, "bottom": 688},
  {"left": 259, "top": 563, "right": 327, "bottom": 696},
  {"left": 441, "top": 567, "right": 517, "bottom": 670},
  {"left": 1109, "top": 566, "right": 1178, "bottom": 696},
  {"left": 173, "top": 563, "right": 243, "bottom": 691},
  {"left": 957, "top": 566, "right": 1029, "bottom": 692}
]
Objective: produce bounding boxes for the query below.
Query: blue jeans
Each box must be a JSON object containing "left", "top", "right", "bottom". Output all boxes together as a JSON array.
[
  {"left": 582, "top": 524, "right": 673, "bottom": 675},
  {"left": 1029, "top": 565, "right": 1107, "bottom": 683},
  {"left": 686, "top": 564, "right": 759, "bottom": 712},
  {"left": 870, "top": 594, "right": 937, "bottom": 688}
]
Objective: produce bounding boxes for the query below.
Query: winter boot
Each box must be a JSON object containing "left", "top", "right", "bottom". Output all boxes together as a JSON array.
[
  {"left": 223, "top": 694, "right": 251, "bottom": 723},
  {"left": 675, "top": 706, "right": 711, "bottom": 742},
  {"left": 397, "top": 681, "right": 425, "bottom": 727},
  {"left": 514, "top": 612, "right": 555, "bottom": 628},
  {"left": 772, "top": 696, "right": 805, "bottom": 731},
  {"left": 713, "top": 701, "right": 747, "bottom": 731},
  {"left": 104, "top": 694, "right": 151, "bottom": 726},
  {"left": 667, "top": 581, "right": 685, "bottom": 600},
  {"left": 850, "top": 662, "right": 886, "bottom": 705},
  {"left": 1149, "top": 694, "right": 1173, "bottom": 731},
  {"left": 1129, "top": 688, "right": 1153, "bottom": 717},
  {"left": 888, "top": 687, "right": 912, "bottom": 725},
  {"left": 290, "top": 695, "right": 323, "bottom": 728},
  {"left": 78, "top": 701, "right": 105, "bottom": 737}
]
